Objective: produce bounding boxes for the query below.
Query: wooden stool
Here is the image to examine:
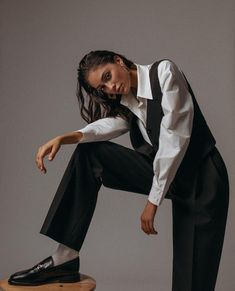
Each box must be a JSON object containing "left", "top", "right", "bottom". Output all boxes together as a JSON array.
[{"left": 0, "top": 274, "right": 96, "bottom": 291}]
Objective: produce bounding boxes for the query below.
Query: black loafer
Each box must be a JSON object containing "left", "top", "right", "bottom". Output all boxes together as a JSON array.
[{"left": 8, "top": 256, "right": 80, "bottom": 286}]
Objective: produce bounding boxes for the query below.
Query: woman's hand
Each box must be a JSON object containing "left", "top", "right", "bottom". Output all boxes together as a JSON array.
[
  {"left": 140, "top": 200, "right": 158, "bottom": 235},
  {"left": 35, "top": 137, "right": 62, "bottom": 174}
]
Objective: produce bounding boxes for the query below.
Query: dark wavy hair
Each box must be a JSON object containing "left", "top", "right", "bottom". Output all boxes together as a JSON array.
[{"left": 76, "top": 50, "right": 136, "bottom": 124}]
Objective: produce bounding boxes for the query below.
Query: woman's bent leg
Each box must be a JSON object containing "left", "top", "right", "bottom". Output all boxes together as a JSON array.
[
  {"left": 40, "top": 142, "right": 102, "bottom": 252},
  {"left": 40, "top": 141, "right": 163, "bottom": 252}
]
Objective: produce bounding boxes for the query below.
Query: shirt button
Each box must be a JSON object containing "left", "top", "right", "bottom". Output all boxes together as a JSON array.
[{"left": 147, "top": 129, "right": 152, "bottom": 134}]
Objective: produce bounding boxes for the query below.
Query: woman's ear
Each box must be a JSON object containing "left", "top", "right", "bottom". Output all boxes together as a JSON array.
[{"left": 114, "top": 55, "right": 123, "bottom": 66}]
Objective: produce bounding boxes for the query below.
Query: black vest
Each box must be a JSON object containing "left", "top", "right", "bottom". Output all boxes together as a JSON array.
[{"left": 129, "top": 59, "right": 216, "bottom": 181}]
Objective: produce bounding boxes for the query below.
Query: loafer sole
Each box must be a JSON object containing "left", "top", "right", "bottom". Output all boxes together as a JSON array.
[{"left": 8, "top": 273, "right": 81, "bottom": 286}]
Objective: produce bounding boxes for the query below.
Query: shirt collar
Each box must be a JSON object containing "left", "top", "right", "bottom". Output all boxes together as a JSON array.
[
  {"left": 120, "top": 62, "right": 154, "bottom": 107},
  {"left": 135, "top": 63, "right": 154, "bottom": 100}
]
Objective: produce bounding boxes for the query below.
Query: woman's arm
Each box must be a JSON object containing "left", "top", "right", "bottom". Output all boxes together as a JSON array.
[
  {"left": 74, "top": 115, "right": 130, "bottom": 143},
  {"left": 140, "top": 59, "right": 194, "bottom": 235},
  {"left": 36, "top": 116, "right": 129, "bottom": 174},
  {"left": 148, "top": 60, "right": 194, "bottom": 206},
  {"left": 57, "top": 131, "right": 83, "bottom": 145},
  {"left": 52, "top": 115, "right": 130, "bottom": 146},
  {"left": 56, "top": 114, "right": 130, "bottom": 145},
  {"left": 35, "top": 133, "right": 83, "bottom": 174}
]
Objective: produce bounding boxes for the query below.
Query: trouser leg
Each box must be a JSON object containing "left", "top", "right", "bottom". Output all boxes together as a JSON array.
[
  {"left": 40, "top": 141, "right": 172, "bottom": 252},
  {"left": 171, "top": 147, "right": 229, "bottom": 291},
  {"left": 40, "top": 142, "right": 103, "bottom": 252}
]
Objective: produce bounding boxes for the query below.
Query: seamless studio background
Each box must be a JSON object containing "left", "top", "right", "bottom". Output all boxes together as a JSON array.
[{"left": 0, "top": 1, "right": 234, "bottom": 290}]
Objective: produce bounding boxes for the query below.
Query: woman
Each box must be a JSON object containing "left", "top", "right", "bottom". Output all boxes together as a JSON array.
[{"left": 8, "top": 50, "right": 229, "bottom": 291}]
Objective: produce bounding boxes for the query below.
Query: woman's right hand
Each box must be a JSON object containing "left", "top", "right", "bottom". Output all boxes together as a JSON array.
[{"left": 35, "top": 137, "right": 62, "bottom": 174}]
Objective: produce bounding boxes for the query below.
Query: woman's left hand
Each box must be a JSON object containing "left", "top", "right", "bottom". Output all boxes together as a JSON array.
[{"left": 140, "top": 201, "right": 158, "bottom": 235}]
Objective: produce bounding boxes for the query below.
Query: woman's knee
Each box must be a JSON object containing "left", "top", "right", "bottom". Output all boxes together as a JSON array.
[{"left": 74, "top": 141, "right": 114, "bottom": 156}]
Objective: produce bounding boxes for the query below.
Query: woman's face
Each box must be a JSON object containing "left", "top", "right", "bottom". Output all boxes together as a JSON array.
[{"left": 86, "top": 56, "right": 132, "bottom": 96}]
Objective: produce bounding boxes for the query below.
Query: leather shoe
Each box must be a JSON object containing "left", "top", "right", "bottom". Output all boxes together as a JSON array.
[{"left": 8, "top": 256, "right": 80, "bottom": 286}]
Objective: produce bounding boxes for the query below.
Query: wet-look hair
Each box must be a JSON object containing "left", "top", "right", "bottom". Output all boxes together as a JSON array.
[{"left": 76, "top": 50, "right": 136, "bottom": 124}]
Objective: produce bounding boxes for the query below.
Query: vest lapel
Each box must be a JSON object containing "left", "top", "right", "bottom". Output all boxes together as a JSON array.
[
  {"left": 129, "top": 113, "right": 155, "bottom": 158},
  {"left": 146, "top": 60, "right": 165, "bottom": 151},
  {"left": 129, "top": 59, "right": 169, "bottom": 158}
]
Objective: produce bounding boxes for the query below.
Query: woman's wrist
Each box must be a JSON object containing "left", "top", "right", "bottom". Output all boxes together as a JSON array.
[
  {"left": 146, "top": 200, "right": 158, "bottom": 210},
  {"left": 57, "top": 131, "right": 83, "bottom": 145}
]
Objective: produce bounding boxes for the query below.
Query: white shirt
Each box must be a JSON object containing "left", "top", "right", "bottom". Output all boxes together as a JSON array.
[{"left": 74, "top": 60, "right": 194, "bottom": 206}]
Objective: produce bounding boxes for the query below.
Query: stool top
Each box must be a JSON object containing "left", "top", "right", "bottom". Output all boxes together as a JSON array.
[{"left": 0, "top": 274, "right": 96, "bottom": 291}]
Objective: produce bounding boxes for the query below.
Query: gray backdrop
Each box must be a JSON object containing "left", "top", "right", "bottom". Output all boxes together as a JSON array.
[{"left": 1, "top": 0, "right": 234, "bottom": 290}]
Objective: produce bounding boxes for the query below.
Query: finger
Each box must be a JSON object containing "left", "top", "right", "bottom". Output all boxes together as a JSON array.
[
  {"left": 35, "top": 149, "right": 41, "bottom": 168},
  {"left": 141, "top": 220, "right": 146, "bottom": 234},
  {"left": 148, "top": 221, "right": 158, "bottom": 235},
  {"left": 37, "top": 152, "right": 46, "bottom": 172},
  {"left": 141, "top": 220, "right": 150, "bottom": 235},
  {"left": 42, "top": 168, "right": 47, "bottom": 174},
  {"left": 38, "top": 155, "right": 45, "bottom": 170},
  {"left": 35, "top": 147, "right": 47, "bottom": 173},
  {"left": 48, "top": 151, "right": 54, "bottom": 161},
  {"left": 48, "top": 146, "right": 58, "bottom": 161},
  {"left": 35, "top": 153, "right": 41, "bottom": 169},
  {"left": 145, "top": 221, "right": 152, "bottom": 235},
  {"left": 36, "top": 148, "right": 43, "bottom": 167}
]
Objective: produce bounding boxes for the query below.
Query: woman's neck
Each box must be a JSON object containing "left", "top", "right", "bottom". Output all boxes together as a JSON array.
[{"left": 131, "top": 87, "right": 137, "bottom": 96}]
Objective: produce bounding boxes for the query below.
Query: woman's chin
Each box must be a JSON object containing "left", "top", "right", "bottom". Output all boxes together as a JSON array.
[{"left": 122, "top": 84, "right": 130, "bottom": 95}]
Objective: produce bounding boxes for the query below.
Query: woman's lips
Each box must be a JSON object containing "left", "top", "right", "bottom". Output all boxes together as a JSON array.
[{"left": 118, "top": 83, "right": 123, "bottom": 93}]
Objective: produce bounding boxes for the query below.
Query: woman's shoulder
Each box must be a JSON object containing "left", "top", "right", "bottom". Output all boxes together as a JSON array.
[
  {"left": 150, "top": 58, "right": 182, "bottom": 76},
  {"left": 151, "top": 58, "right": 177, "bottom": 69}
]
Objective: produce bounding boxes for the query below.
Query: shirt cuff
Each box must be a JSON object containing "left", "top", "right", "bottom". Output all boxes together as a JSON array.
[
  {"left": 148, "top": 179, "right": 165, "bottom": 206},
  {"left": 74, "top": 128, "right": 96, "bottom": 144}
]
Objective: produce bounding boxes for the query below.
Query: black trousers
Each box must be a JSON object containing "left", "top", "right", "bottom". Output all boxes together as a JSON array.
[{"left": 40, "top": 141, "right": 229, "bottom": 291}]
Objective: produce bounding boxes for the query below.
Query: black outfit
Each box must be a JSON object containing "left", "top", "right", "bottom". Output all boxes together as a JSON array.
[{"left": 40, "top": 60, "right": 229, "bottom": 291}]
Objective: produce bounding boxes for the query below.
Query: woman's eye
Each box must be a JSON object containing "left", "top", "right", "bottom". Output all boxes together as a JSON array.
[{"left": 105, "top": 72, "right": 111, "bottom": 80}]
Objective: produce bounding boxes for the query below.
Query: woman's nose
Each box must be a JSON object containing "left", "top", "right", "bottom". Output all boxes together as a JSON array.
[{"left": 106, "top": 82, "right": 116, "bottom": 92}]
